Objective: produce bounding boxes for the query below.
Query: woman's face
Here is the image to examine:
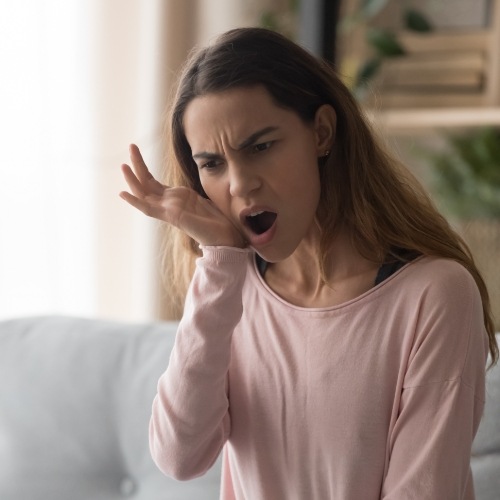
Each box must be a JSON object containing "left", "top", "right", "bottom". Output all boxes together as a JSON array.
[{"left": 183, "top": 85, "right": 333, "bottom": 262}]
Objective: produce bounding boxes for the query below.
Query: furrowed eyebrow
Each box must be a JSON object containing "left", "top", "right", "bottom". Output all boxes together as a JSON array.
[
  {"left": 237, "top": 126, "right": 279, "bottom": 150},
  {"left": 192, "top": 151, "right": 222, "bottom": 161},
  {"left": 192, "top": 126, "right": 279, "bottom": 160}
]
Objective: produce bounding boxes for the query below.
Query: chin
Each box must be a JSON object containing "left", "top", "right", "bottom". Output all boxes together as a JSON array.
[{"left": 252, "top": 244, "right": 297, "bottom": 264}]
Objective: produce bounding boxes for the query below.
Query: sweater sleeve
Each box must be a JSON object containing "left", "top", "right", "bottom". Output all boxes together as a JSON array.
[
  {"left": 149, "top": 246, "right": 250, "bottom": 481},
  {"left": 381, "top": 263, "right": 489, "bottom": 499}
]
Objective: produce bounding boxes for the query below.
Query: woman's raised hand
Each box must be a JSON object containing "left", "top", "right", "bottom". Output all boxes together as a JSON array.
[{"left": 119, "top": 144, "right": 246, "bottom": 248}]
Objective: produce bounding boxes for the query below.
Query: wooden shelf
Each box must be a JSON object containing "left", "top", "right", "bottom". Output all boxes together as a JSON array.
[
  {"left": 368, "top": 107, "right": 500, "bottom": 136},
  {"left": 340, "top": 0, "right": 500, "bottom": 136}
]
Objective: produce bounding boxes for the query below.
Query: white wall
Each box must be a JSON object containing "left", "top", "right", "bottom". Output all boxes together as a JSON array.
[{"left": 0, "top": 0, "right": 274, "bottom": 322}]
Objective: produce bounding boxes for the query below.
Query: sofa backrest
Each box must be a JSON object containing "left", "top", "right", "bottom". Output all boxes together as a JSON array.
[{"left": 0, "top": 316, "right": 221, "bottom": 500}]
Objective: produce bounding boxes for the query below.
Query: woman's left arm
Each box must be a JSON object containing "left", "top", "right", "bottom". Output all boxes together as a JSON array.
[{"left": 381, "top": 264, "right": 489, "bottom": 499}]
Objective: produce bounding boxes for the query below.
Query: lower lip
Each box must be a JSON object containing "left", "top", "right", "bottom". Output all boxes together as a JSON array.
[{"left": 247, "top": 219, "right": 277, "bottom": 248}]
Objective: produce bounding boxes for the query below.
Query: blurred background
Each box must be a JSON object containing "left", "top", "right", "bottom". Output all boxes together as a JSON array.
[{"left": 1, "top": 0, "right": 499, "bottom": 326}]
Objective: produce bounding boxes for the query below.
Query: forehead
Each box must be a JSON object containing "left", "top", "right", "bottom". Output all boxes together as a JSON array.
[{"left": 183, "top": 86, "right": 296, "bottom": 150}]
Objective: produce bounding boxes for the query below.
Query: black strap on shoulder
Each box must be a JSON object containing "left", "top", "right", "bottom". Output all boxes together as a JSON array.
[
  {"left": 256, "top": 254, "right": 269, "bottom": 277},
  {"left": 375, "top": 248, "right": 421, "bottom": 285},
  {"left": 256, "top": 248, "right": 420, "bottom": 284}
]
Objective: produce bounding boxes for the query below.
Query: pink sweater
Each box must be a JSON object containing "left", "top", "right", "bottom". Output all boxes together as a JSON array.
[{"left": 150, "top": 246, "right": 488, "bottom": 499}]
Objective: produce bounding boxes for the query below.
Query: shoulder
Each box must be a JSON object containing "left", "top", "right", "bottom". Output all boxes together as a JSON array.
[
  {"left": 408, "top": 255, "right": 474, "bottom": 282},
  {"left": 401, "top": 256, "right": 480, "bottom": 307},
  {"left": 400, "top": 257, "right": 487, "bottom": 387},
  {"left": 399, "top": 256, "right": 483, "bottom": 332},
  {"left": 376, "top": 256, "right": 480, "bottom": 326}
]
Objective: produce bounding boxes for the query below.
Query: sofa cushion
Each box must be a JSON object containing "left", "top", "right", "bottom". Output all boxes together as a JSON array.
[
  {"left": 0, "top": 316, "right": 221, "bottom": 500},
  {"left": 470, "top": 333, "right": 500, "bottom": 500},
  {"left": 472, "top": 340, "right": 500, "bottom": 456},
  {"left": 471, "top": 454, "right": 500, "bottom": 500}
]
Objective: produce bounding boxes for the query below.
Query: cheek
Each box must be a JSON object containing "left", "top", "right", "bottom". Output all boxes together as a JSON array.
[
  {"left": 295, "top": 153, "right": 321, "bottom": 191},
  {"left": 199, "top": 177, "right": 226, "bottom": 207}
]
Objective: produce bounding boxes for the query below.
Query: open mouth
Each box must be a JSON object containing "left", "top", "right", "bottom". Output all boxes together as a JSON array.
[{"left": 245, "top": 211, "right": 277, "bottom": 235}]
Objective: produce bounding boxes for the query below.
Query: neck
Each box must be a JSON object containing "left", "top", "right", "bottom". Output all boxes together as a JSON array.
[{"left": 264, "top": 226, "right": 381, "bottom": 308}]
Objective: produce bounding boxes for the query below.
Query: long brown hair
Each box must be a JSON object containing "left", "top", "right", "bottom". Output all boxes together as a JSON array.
[{"left": 161, "top": 27, "right": 498, "bottom": 366}]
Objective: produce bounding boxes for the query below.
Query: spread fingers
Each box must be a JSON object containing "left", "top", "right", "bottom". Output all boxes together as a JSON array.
[
  {"left": 121, "top": 163, "right": 147, "bottom": 198},
  {"left": 129, "top": 144, "right": 155, "bottom": 185}
]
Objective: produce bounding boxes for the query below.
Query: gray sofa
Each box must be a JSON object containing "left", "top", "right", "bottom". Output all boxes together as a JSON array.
[
  {"left": 0, "top": 316, "right": 221, "bottom": 500},
  {"left": 0, "top": 316, "right": 498, "bottom": 500}
]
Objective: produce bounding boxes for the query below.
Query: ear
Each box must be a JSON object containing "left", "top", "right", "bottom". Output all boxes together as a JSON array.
[{"left": 313, "top": 104, "right": 336, "bottom": 157}]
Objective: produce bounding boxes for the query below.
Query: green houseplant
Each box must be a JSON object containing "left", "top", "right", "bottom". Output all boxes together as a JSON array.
[
  {"left": 427, "top": 127, "right": 500, "bottom": 328},
  {"left": 340, "top": 0, "right": 432, "bottom": 96},
  {"left": 428, "top": 128, "right": 500, "bottom": 219},
  {"left": 259, "top": 0, "right": 432, "bottom": 94}
]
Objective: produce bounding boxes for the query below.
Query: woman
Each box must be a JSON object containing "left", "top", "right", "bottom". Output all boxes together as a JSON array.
[{"left": 120, "top": 27, "right": 497, "bottom": 499}]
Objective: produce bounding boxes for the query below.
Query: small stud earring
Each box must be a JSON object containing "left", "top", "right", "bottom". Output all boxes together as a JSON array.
[{"left": 323, "top": 150, "right": 330, "bottom": 157}]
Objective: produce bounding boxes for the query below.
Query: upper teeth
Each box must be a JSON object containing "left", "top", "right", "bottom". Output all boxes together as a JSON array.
[{"left": 248, "top": 211, "right": 264, "bottom": 217}]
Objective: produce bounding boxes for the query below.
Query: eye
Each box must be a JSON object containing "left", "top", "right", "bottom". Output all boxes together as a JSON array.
[
  {"left": 251, "top": 141, "right": 273, "bottom": 154},
  {"left": 199, "top": 159, "right": 224, "bottom": 171}
]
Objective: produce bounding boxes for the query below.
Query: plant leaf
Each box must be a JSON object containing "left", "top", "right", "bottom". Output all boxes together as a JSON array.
[
  {"left": 356, "top": 57, "right": 382, "bottom": 85},
  {"left": 426, "top": 128, "right": 500, "bottom": 218},
  {"left": 366, "top": 28, "right": 406, "bottom": 57},
  {"left": 404, "top": 8, "right": 433, "bottom": 32}
]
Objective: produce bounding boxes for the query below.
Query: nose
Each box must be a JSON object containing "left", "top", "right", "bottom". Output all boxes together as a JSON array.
[{"left": 228, "top": 162, "right": 261, "bottom": 198}]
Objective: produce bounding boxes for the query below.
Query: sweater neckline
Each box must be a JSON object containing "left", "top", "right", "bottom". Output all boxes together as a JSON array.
[{"left": 250, "top": 252, "right": 423, "bottom": 313}]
